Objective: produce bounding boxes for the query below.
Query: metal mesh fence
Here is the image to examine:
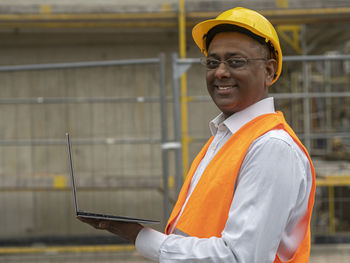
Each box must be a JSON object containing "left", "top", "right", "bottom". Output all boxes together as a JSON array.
[{"left": 0, "top": 56, "right": 167, "bottom": 243}]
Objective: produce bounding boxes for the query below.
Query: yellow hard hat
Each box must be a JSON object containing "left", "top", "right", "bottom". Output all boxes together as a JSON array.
[{"left": 192, "top": 7, "right": 282, "bottom": 85}]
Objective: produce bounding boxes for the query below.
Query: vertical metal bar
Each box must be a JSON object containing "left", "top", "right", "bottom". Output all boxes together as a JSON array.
[
  {"left": 159, "top": 53, "right": 170, "bottom": 224},
  {"left": 172, "top": 53, "right": 183, "bottom": 196},
  {"left": 180, "top": 77, "right": 190, "bottom": 177},
  {"left": 291, "top": 73, "right": 299, "bottom": 132},
  {"left": 303, "top": 62, "right": 311, "bottom": 150},
  {"left": 301, "top": 26, "right": 311, "bottom": 150},
  {"left": 324, "top": 60, "right": 332, "bottom": 153},
  {"left": 178, "top": 0, "right": 186, "bottom": 60},
  {"left": 178, "top": 0, "right": 190, "bottom": 177},
  {"left": 328, "top": 185, "right": 336, "bottom": 234}
]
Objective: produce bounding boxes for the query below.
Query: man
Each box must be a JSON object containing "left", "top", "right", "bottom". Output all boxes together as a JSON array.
[{"left": 79, "top": 7, "right": 315, "bottom": 263}]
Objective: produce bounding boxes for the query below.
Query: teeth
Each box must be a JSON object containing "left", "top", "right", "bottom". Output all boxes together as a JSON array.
[{"left": 218, "top": 86, "right": 233, "bottom": 90}]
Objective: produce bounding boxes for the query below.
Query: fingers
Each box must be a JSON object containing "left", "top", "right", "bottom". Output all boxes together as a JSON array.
[
  {"left": 97, "top": 221, "right": 109, "bottom": 229},
  {"left": 77, "top": 217, "right": 143, "bottom": 243}
]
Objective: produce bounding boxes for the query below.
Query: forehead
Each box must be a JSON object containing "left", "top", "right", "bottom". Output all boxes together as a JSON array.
[{"left": 207, "top": 31, "right": 263, "bottom": 57}]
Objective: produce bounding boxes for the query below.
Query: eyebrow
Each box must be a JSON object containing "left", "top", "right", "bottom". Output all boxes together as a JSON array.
[{"left": 207, "top": 52, "right": 247, "bottom": 59}]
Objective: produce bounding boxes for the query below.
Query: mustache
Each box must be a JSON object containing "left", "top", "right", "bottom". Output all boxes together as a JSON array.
[{"left": 213, "top": 82, "right": 237, "bottom": 86}]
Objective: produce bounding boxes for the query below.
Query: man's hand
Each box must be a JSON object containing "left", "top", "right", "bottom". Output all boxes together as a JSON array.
[{"left": 78, "top": 217, "right": 144, "bottom": 244}]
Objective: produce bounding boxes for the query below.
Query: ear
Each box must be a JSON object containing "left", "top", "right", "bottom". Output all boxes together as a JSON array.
[{"left": 264, "top": 59, "right": 277, "bottom": 87}]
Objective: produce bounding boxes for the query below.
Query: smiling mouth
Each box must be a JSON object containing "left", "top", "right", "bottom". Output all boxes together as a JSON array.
[{"left": 216, "top": 85, "right": 237, "bottom": 91}]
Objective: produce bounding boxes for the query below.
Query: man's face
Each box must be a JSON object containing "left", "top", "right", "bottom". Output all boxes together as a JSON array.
[{"left": 206, "top": 31, "right": 276, "bottom": 118}]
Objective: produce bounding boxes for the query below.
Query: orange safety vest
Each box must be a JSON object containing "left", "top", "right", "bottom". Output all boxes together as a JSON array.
[{"left": 165, "top": 112, "right": 316, "bottom": 263}]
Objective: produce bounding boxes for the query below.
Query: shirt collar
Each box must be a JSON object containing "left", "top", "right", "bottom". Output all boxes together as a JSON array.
[{"left": 209, "top": 97, "right": 276, "bottom": 136}]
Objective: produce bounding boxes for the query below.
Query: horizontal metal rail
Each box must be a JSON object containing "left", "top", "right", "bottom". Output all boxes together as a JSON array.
[
  {"left": 0, "top": 58, "right": 160, "bottom": 72},
  {"left": 1, "top": 179, "right": 350, "bottom": 192},
  {"left": 0, "top": 186, "right": 161, "bottom": 192},
  {"left": 298, "top": 132, "right": 350, "bottom": 139},
  {"left": 0, "top": 244, "right": 135, "bottom": 255},
  {"left": 186, "top": 92, "right": 350, "bottom": 102},
  {"left": 0, "top": 7, "right": 349, "bottom": 30},
  {"left": 0, "top": 96, "right": 162, "bottom": 104},
  {"left": 190, "top": 132, "right": 350, "bottom": 144},
  {"left": 0, "top": 96, "right": 175, "bottom": 104},
  {"left": 176, "top": 54, "right": 350, "bottom": 64},
  {"left": 283, "top": 54, "right": 350, "bottom": 62},
  {"left": 0, "top": 137, "right": 162, "bottom": 146},
  {"left": 272, "top": 92, "right": 350, "bottom": 99}
]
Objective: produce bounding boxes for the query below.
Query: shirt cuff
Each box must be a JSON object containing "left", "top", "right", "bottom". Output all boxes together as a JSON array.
[{"left": 135, "top": 227, "right": 167, "bottom": 261}]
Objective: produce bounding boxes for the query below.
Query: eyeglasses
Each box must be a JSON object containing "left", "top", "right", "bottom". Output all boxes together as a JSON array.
[{"left": 200, "top": 57, "right": 267, "bottom": 70}]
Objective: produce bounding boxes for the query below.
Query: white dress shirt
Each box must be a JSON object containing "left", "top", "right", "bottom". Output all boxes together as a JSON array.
[{"left": 136, "top": 97, "right": 313, "bottom": 263}]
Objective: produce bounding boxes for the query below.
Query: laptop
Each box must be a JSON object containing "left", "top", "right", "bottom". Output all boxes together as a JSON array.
[{"left": 66, "top": 133, "right": 159, "bottom": 224}]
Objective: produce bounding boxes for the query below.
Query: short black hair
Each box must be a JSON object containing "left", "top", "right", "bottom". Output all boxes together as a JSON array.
[{"left": 204, "top": 24, "right": 275, "bottom": 58}]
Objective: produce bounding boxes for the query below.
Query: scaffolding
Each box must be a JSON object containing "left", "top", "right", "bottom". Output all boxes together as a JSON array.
[{"left": 172, "top": 53, "right": 350, "bottom": 239}]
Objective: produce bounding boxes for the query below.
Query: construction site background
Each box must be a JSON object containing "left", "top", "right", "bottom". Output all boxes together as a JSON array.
[{"left": 0, "top": 0, "right": 350, "bottom": 262}]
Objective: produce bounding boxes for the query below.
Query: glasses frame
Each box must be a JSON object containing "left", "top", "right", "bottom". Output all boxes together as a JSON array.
[{"left": 200, "top": 57, "right": 267, "bottom": 70}]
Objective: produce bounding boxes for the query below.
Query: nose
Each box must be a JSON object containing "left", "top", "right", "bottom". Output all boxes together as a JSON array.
[{"left": 214, "top": 62, "right": 231, "bottom": 79}]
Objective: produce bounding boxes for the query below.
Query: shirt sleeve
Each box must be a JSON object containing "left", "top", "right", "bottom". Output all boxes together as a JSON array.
[{"left": 136, "top": 130, "right": 310, "bottom": 263}]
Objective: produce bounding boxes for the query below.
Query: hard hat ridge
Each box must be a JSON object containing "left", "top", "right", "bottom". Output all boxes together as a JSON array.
[{"left": 204, "top": 24, "right": 273, "bottom": 55}]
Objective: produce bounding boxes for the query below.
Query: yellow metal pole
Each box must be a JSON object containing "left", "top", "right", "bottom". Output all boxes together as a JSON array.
[
  {"left": 0, "top": 245, "right": 135, "bottom": 255},
  {"left": 276, "top": 0, "right": 289, "bottom": 8},
  {"left": 179, "top": 0, "right": 190, "bottom": 177},
  {"left": 328, "top": 185, "right": 336, "bottom": 234}
]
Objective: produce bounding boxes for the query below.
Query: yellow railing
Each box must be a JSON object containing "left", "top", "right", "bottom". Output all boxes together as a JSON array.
[
  {"left": 316, "top": 175, "right": 350, "bottom": 234},
  {"left": 0, "top": 244, "right": 135, "bottom": 255}
]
